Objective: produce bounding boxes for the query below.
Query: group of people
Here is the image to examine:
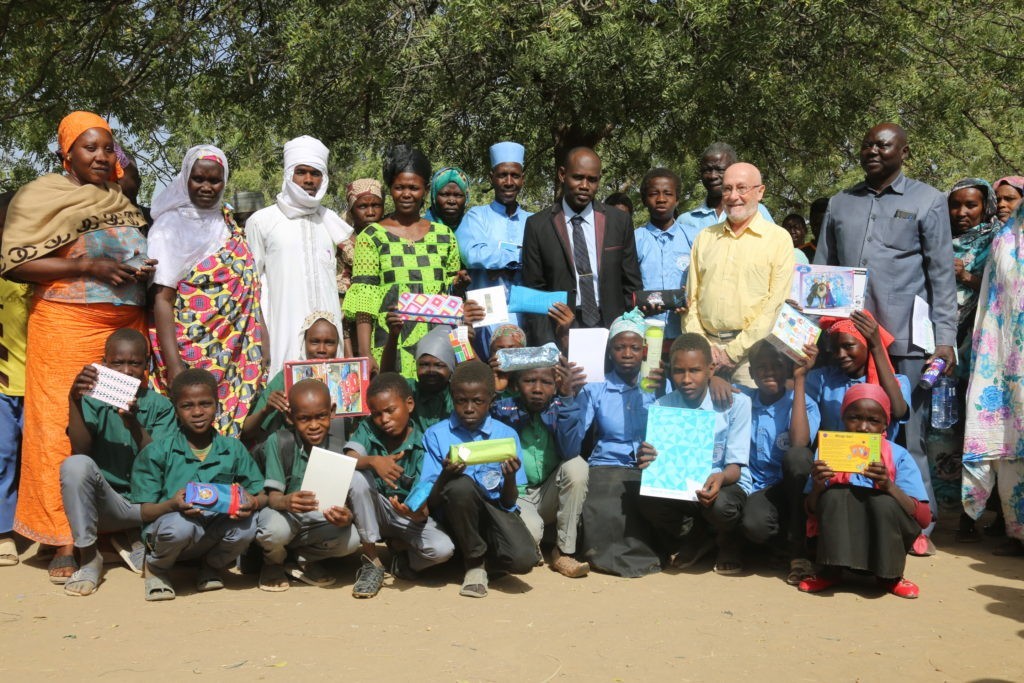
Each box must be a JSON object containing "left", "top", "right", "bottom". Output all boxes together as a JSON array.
[{"left": 0, "top": 110, "right": 1022, "bottom": 603}]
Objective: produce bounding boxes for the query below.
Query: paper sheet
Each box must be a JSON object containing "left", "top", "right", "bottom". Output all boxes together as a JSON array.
[
  {"left": 912, "top": 295, "right": 935, "bottom": 354},
  {"left": 568, "top": 328, "right": 609, "bottom": 383},
  {"left": 640, "top": 406, "right": 716, "bottom": 501},
  {"left": 466, "top": 286, "right": 510, "bottom": 328},
  {"left": 300, "top": 447, "right": 358, "bottom": 513},
  {"left": 85, "top": 363, "right": 141, "bottom": 411}
]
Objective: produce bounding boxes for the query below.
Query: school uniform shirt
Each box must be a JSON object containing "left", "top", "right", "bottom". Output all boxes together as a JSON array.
[
  {"left": 420, "top": 414, "right": 527, "bottom": 511},
  {"left": 130, "top": 428, "right": 265, "bottom": 503},
  {"left": 250, "top": 370, "right": 286, "bottom": 434},
  {"left": 81, "top": 390, "right": 176, "bottom": 494},
  {"left": 804, "top": 440, "right": 929, "bottom": 500},
  {"left": 737, "top": 386, "right": 821, "bottom": 493},
  {"left": 492, "top": 395, "right": 566, "bottom": 494},
  {"left": 344, "top": 419, "right": 427, "bottom": 501},
  {"left": 657, "top": 389, "right": 753, "bottom": 492},
  {"left": 804, "top": 365, "right": 911, "bottom": 439},
  {"left": 407, "top": 378, "right": 453, "bottom": 432},
  {"left": 634, "top": 221, "right": 696, "bottom": 338},
  {"left": 557, "top": 372, "right": 658, "bottom": 468},
  {"left": 263, "top": 427, "right": 350, "bottom": 495}
]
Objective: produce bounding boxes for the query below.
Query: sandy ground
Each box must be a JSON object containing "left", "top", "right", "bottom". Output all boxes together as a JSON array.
[{"left": 2, "top": 510, "right": 1023, "bottom": 682}]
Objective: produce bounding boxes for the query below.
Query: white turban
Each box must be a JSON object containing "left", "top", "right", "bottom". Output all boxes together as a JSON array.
[{"left": 276, "top": 135, "right": 353, "bottom": 243}]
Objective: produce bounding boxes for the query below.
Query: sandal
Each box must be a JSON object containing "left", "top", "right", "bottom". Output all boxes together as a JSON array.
[
  {"left": 786, "top": 558, "right": 815, "bottom": 586},
  {"left": 64, "top": 564, "right": 102, "bottom": 597},
  {"left": 0, "top": 537, "right": 18, "bottom": 566},
  {"left": 144, "top": 566, "right": 176, "bottom": 601},
  {"left": 47, "top": 553, "right": 78, "bottom": 585},
  {"left": 258, "top": 563, "right": 291, "bottom": 592},
  {"left": 196, "top": 563, "right": 225, "bottom": 592},
  {"left": 288, "top": 560, "right": 337, "bottom": 588},
  {"left": 459, "top": 566, "right": 488, "bottom": 598}
]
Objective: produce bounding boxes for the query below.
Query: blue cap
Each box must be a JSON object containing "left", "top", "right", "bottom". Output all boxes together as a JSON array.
[{"left": 489, "top": 141, "right": 525, "bottom": 168}]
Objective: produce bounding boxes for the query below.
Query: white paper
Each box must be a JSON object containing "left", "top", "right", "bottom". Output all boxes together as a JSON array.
[
  {"left": 300, "top": 447, "right": 358, "bottom": 513},
  {"left": 912, "top": 295, "right": 936, "bottom": 354},
  {"left": 85, "top": 363, "right": 141, "bottom": 411},
  {"left": 466, "top": 286, "right": 510, "bottom": 328},
  {"left": 568, "top": 328, "right": 609, "bottom": 383}
]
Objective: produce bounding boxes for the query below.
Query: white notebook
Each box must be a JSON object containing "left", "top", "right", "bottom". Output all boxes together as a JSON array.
[
  {"left": 299, "top": 447, "right": 358, "bottom": 513},
  {"left": 85, "top": 363, "right": 141, "bottom": 411},
  {"left": 568, "top": 328, "right": 609, "bottom": 382}
]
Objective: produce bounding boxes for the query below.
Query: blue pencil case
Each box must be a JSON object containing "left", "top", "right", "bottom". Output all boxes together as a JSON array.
[
  {"left": 403, "top": 479, "right": 432, "bottom": 514},
  {"left": 507, "top": 286, "right": 568, "bottom": 315}
]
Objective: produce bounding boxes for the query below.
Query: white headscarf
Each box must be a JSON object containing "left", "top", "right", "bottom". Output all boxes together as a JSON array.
[
  {"left": 275, "top": 135, "right": 353, "bottom": 243},
  {"left": 148, "top": 145, "right": 230, "bottom": 288}
]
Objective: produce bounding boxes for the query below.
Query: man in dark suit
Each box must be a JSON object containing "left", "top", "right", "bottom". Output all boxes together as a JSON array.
[{"left": 521, "top": 147, "right": 642, "bottom": 345}]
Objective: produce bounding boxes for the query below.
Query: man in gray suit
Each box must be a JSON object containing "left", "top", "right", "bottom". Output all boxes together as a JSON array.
[{"left": 814, "top": 122, "right": 956, "bottom": 554}]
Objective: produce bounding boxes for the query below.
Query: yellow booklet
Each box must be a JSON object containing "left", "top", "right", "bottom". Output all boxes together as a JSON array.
[{"left": 818, "top": 431, "right": 882, "bottom": 473}]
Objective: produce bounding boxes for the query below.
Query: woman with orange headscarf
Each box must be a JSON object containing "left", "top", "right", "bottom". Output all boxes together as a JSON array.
[{"left": 1, "top": 112, "right": 152, "bottom": 582}]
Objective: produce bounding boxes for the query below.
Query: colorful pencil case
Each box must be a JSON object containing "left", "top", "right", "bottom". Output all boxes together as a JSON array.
[
  {"left": 496, "top": 343, "right": 560, "bottom": 372},
  {"left": 448, "top": 438, "right": 517, "bottom": 464},
  {"left": 507, "top": 286, "right": 568, "bottom": 315},
  {"left": 633, "top": 288, "right": 686, "bottom": 310},
  {"left": 184, "top": 482, "right": 245, "bottom": 516},
  {"left": 397, "top": 292, "right": 464, "bottom": 325}
]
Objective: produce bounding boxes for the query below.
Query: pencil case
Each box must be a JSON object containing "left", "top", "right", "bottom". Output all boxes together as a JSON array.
[
  {"left": 184, "top": 482, "right": 244, "bottom": 516},
  {"left": 507, "top": 286, "right": 567, "bottom": 315},
  {"left": 448, "top": 438, "right": 517, "bottom": 464},
  {"left": 403, "top": 479, "right": 432, "bottom": 513},
  {"left": 633, "top": 288, "right": 686, "bottom": 310},
  {"left": 496, "top": 343, "right": 560, "bottom": 372},
  {"left": 396, "top": 292, "right": 464, "bottom": 325}
]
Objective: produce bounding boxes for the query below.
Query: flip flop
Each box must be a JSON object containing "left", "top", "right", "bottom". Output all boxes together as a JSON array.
[
  {"left": 64, "top": 564, "right": 101, "bottom": 597},
  {"left": 0, "top": 537, "right": 18, "bottom": 566},
  {"left": 196, "top": 563, "right": 225, "bottom": 592},
  {"left": 288, "top": 561, "right": 337, "bottom": 587},
  {"left": 459, "top": 566, "right": 488, "bottom": 598},
  {"left": 48, "top": 553, "right": 78, "bottom": 585},
  {"left": 786, "top": 558, "right": 815, "bottom": 586},
  {"left": 144, "top": 569, "right": 176, "bottom": 602},
  {"left": 258, "top": 563, "right": 291, "bottom": 592}
]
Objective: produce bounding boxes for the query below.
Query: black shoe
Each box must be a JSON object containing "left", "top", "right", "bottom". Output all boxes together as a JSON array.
[{"left": 389, "top": 550, "right": 420, "bottom": 581}]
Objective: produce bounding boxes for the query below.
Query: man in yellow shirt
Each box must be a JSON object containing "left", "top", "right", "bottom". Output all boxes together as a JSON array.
[{"left": 684, "top": 163, "right": 794, "bottom": 386}]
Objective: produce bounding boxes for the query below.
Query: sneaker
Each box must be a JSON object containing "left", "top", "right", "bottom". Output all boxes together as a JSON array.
[
  {"left": 110, "top": 532, "right": 145, "bottom": 575},
  {"left": 550, "top": 547, "right": 589, "bottom": 578},
  {"left": 798, "top": 574, "right": 842, "bottom": 593},
  {"left": 880, "top": 577, "right": 919, "bottom": 599},
  {"left": 352, "top": 555, "right": 385, "bottom": 598},
  {"left": 389, "top": 551, "right": 420, "bottom": 582}
]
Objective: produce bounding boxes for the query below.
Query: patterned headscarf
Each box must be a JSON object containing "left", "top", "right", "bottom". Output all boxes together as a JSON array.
[
  {"left": 344, "top": 178, "right": 384, "bottom": 226},
  {"left": 948, "top": 177, "right": 997, "bottom": 223},
  {"left": 818, "top": 310, "right": 895, "bottom": 386},
  {"left": 609, "top": 308, "right": 647, "bottom": 340},
  {"left": 429, "top": 166, "right": 470, "bottom": 208},
  {"left": 994, "top": 176, "right": 1024, "bottom": 197},
  {"left": 489, "top": 324, "right": 526, "bottom": 355}
]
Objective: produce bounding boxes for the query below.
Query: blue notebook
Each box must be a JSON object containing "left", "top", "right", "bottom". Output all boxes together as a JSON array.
[
  {"left": 507, "top": 285, "right": 568, "bottom": 315},
  {"left": 640, "top": 405, "right": 715, "bottom": 501}
]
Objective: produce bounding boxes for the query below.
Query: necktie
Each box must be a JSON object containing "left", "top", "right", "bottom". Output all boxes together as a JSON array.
[{"left": 570, "top": 214, "right": 599, "bottom": 327}]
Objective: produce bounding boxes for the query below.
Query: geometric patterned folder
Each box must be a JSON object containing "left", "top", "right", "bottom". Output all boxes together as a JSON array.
[
  {"left": 396, "top": 292, "right": 464, "bottom": 325},
  {"left": 640, "top": 405, "right": 716, "bottom": 501}
]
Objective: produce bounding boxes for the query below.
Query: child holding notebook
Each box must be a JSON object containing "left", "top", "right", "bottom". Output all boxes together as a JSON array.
[
  {"left": 130, "top": 369, "right": 266, "bottom": 601},
  {"left": 255, "top": 379, "right": 360, "bottom": 592}
]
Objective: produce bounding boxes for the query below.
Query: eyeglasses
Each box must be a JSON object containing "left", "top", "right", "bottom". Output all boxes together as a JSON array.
[{"left": 721, "top": 184, "right": 763, "bottom": 197}]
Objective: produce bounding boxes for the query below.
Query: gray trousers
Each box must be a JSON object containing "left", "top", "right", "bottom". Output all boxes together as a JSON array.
[
  {"left": 348, "top": 470, "right": 454, "bottom": 571},
  {"left": 255, "top": 507, "right": 360, "bottom": 565},
  {"left": 145, "top": 510, "right": 256, "bottom": 572},
  {"left": 894, "top": 356, "right": 937, "bottom": 535},
  {"left": 60, "top": 453, "right": 142, "bottom": 548},
  {"left": 518, "top": 456, "right": 589, "bottom": 554}
]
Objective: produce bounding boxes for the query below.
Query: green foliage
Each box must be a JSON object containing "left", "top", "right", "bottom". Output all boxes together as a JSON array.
[{"left": 1, "top": 0, "right": 1021, "bottom": 216}]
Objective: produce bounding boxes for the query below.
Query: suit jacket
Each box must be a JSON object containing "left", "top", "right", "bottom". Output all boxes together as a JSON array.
[{"left": 521, "top": 200, "right": 642, "bottom": 344}]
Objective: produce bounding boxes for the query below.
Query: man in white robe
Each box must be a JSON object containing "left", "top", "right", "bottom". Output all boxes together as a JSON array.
[{"left": 246, "top": 136, "right": 353, "bottom": 375}]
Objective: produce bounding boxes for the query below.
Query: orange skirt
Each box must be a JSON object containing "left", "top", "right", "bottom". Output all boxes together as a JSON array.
[{"left": 13, "top": 298, "right": 144, "bottom": 545}]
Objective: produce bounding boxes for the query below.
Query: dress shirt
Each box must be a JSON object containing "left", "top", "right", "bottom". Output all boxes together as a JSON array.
[
  {"left": 634, "top": 221, "right": 696, "bottom": 337},
  {"left": 562, "top": 199, "right": 600, "bottom": 306}
]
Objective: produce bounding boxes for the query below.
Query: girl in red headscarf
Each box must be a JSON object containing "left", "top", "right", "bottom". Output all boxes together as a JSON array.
[
  {"left": 804, "top": 309, "right": 910, "bottom": 439},
  {"left": 797, "top": 383, "right": 930, "bottom": 598}
]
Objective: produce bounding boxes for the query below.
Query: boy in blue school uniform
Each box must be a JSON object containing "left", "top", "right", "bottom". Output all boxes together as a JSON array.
[
  {"left": 255, "top": 379, "right": 360, "bottom": 593},
  {"left": 737, "top": 341, "right": 820, "bottom": 584},
  {"left": 491, "top": 364, "right": 590, "bottom": 578},
  {"left": 344, "top": 372, "right": 454, "bottom": 599},
  {"left": 60, "top": 329, "right": 176, "bottom": 596},
  {"left": 130, "top": 369, "right": 267, "bottom": 601},
  {"left": 638, "top": 333, "right": 751, "bottom": 574},
  {"left": 418, "top": 360, "right": 539, "bottom": 598}
]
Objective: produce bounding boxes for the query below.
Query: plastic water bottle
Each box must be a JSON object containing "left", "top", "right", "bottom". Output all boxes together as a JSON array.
[{"left": 930, "top": 376, "right": 958, "bottom": 429}]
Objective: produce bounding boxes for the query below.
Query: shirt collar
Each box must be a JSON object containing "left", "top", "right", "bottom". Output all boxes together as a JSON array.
[
  {"left": 171, "top": 429, "right": 224, "bottom": 461},
  {"left": 447, "top": 412, "right": 495, "bottom": 438},
  {"left": 366, "top": 422, "right": 424, "bottom": 454},
  {"left": 604, "top": 370, "right": 639, "bottom": 393},
  {"left": 489, "top": 199, "right": 522, "bottom": 219},
  {"left": 723, "top": 211, "right": 768, "bottom": 237},
  {"left": 562, "top": 198, "right": 594, "bottom": 223},
  {"left": 856, "top": 171, "right": 908, "bottom": 197},
  {"left": 642, "top": 221, "right": 679, "bottom": 238}
]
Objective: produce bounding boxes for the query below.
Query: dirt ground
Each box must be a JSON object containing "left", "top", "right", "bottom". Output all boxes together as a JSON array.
[{"left": 2, "top": 510, "right": 1023, "bottom": 682}]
